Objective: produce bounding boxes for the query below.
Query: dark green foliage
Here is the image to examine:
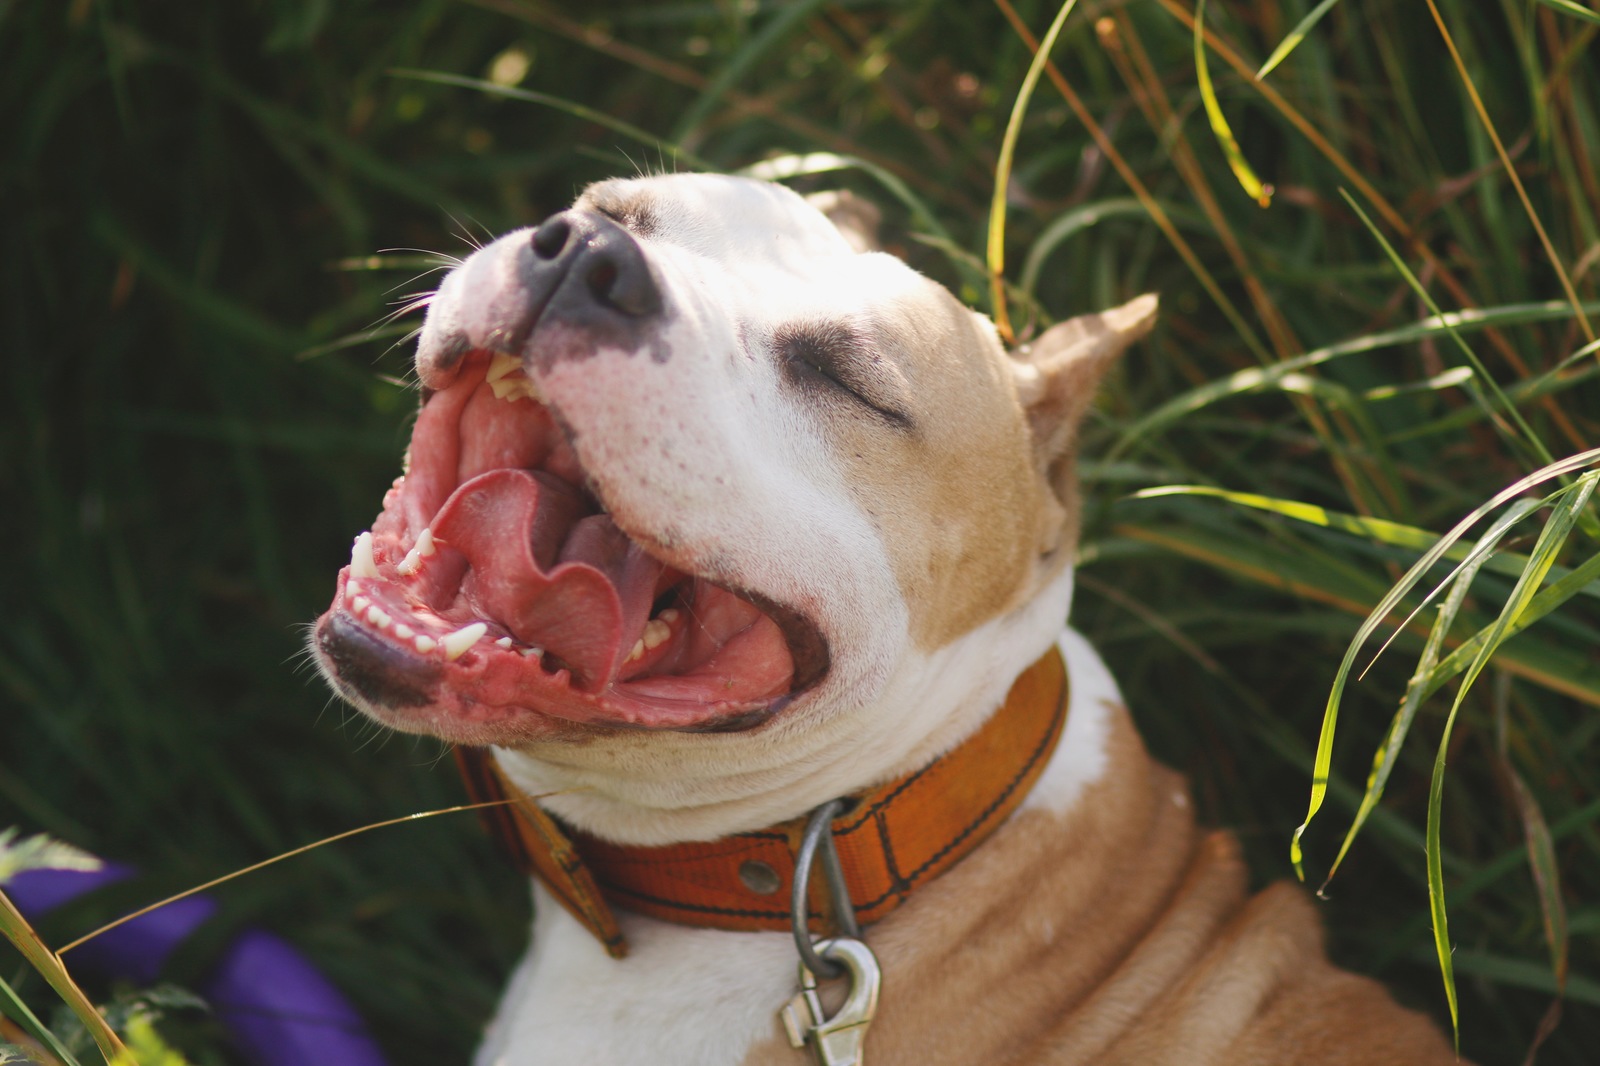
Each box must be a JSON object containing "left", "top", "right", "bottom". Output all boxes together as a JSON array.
[{"left": 4, "top": 0, "right": 1597, "bottom": 1062}]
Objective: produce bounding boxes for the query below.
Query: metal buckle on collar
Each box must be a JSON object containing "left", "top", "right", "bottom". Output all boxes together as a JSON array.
[{"left": 779, "top": 799, "right": 882, "bottom": 1066}]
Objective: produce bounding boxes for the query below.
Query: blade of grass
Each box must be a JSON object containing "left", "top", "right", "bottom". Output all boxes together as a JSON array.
[
  {"left": 1498, "top": 697, "right": 1569, "bottom": 1064},
  {"left": 669, "top": 0, "right": 831, "bottom": 145},
  {"left": 1112, "top": 300, "right": 1600, "bottom": 459},
  {"left": 1423, "top": 0, "right": 1595, "bottom": 345},
  {"left": 388, "top": 70, "right": 715, "bottom": 172},
  {"left": 1421, "top": 469, "right": 1599, "bottom": 1048},
  {"left": 1284, "top": 447, "right": 1600, "bottom": 878},
  {"left": 992, "top": 0, "right": 1274, "bottom": 364},
  {"left": 0, "top": 971, "right": 85, "bottom": 1066},
  {"left": 1152, "top": 0, "right": 1590, "bottom": 449},
  {"left": 988, "top": 0, "right": 1081, "bottom": 342},
  {"left": 1133, "top": 484, "right": 1600, "bottom": 599},
  {"left": 1418, "top": 544, "right": 1600, "bottom": 703},
  {"left": 1322, "top": 537, "right": 1489, "bottom": 890},
  {"left": 1338, "top": 189, "right": 1554, "bottom": 468},
  {"left": 0, "top": 889, "right": 128, "bottom": 1063},
  {"left": 1536, "top": 0, "right": 1600, "bottom": 26},
  {"left": 56, "top": 797, "right": 523, "bottom": 956},
  {"left": 1256, "top": 0, "right": 1345, "bottom": 79},
  {"left": 1194, "top": 0, "right": 1272, "bottom": 206}
]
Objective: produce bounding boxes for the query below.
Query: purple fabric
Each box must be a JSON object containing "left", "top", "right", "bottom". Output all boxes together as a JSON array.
[{"left": 6, "top": 866, "right": 389, "bottom": 1066}]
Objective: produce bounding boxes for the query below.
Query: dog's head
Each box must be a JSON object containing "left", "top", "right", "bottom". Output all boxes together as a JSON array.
[{"left": 312, "top": 174, "right": 1152, "bottom": 829}]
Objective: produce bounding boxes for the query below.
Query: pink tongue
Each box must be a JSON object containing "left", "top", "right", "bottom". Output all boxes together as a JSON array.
[{"left": 429, "top": 469, "right": 664, "bottom": 690}]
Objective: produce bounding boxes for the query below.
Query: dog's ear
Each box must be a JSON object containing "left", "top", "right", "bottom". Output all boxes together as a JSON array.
[
  {"left": 1011, "top": 294, "right": 1157, "bottom": 526},
  {"left": 805, "top": 189, "right": 883, "bottom": 253}
]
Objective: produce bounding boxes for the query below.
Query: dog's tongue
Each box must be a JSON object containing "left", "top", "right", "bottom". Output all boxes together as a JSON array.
[{"left": 430, "top": 469, "right": 664, "bottom": 690}]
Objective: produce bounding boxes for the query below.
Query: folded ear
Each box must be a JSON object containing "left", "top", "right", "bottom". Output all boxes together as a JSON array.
[
  {"left": 805, "top": 189, "right": 883, "bottom": 253},
  {"left": 1011, "top": 294, "right": 1158, "bottom": 532}
]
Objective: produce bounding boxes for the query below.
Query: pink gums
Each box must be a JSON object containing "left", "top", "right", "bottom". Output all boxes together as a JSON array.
[{"left": 315, "top": 353, "right": 795, "bottom": 738}]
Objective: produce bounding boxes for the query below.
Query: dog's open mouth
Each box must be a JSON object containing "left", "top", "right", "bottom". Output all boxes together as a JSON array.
[{"left": 314, "top": 351, "right": 819, "bottom": 740}]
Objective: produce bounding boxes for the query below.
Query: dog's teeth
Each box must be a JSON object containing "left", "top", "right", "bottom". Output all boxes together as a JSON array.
[
  {"left": 394, "top": 623, "right": 414, "bottom": 640},
  {"left": 626, "top": 639, "right": 645, "bottom": 663},
  {"left": 396, "top": 527, "right": 438, "bottom": 576},
  {"left": 495, "top": 636, "right": 513, "bottom": 648},
  {"left": 485, "top": 352, "right": 545, "bottom": 403},
  {"left": 413, "top": 634, "right": 438, "bottom": 654},
  {"left": 366, "top": 605, "right": 392, "bottom": 629},
  {"left": 658, "top": 608, "right": 680, "bottom": 623},
  {"left": 486, "top": 352, "right": 521, "bottom": 382},
  {"left": 442, "top": 622, "right": 488, "bottom": 661},
  {"left": 351, "top": 595, "right": 372, "bottom": 614},
  {"left": 520, "top": 646, "right": 543, "bottom": 658},
  {"left": 351, "top": 532, "right": 379, "bottom": 579},
  {"left": 642, "top": 619, "right": 671, "bottom": 650}
]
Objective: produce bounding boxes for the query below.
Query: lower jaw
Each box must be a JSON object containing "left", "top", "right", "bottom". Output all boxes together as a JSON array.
[{"left": 315, "top": 581, "right": 797, "bottom": 746}]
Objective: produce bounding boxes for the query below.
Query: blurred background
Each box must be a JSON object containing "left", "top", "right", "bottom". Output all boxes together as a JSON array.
[{"left": 4, "top": 0, "right": 1597, "bottom": 1062}]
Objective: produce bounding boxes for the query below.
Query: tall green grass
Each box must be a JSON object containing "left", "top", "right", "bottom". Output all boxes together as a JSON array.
[{"left": 5, "top": 0, "right": 1597, "bottom": 1062}]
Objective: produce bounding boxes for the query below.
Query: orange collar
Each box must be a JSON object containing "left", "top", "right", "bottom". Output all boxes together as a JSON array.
[{"left": 455, "top": 648, "right": 1068, "bottom": 959}]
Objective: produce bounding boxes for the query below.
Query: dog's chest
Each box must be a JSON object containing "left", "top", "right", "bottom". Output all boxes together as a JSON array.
[
  {"left": 475, "top": 891, "right": 798, "bottom": 1066},
  {"left": 474, "top": 633, "right": 1124, "bottom": 1066}
]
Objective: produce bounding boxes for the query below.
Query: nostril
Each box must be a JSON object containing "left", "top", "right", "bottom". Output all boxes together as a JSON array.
[
  {"left": 531, "top": 215, "right": 572, "bottom": 259},
  {"left": 585, "top": 254, "right": 660, "bottom": 317},
  {"left": 585, "top": 260, "right": 618, "bottom": 302}
]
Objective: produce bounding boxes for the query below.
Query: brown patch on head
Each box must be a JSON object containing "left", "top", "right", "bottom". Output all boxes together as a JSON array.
[{"left": 816, "top": 287, "right": 1157, "bottom": 650}]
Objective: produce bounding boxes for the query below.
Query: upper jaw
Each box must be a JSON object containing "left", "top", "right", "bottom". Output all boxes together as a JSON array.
[{"left": 314, "top": 205, "right": 835, "bottom": 745}]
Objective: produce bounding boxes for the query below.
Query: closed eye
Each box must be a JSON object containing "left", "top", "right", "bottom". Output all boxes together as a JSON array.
[{"left": 775, "top": 323, "right": 912, "bottom": 429}]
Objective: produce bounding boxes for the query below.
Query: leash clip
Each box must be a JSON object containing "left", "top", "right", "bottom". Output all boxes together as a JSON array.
[
  {"left": 778, "top": 799, "right": 881, "bottom": 1065},
  {"left": 780, "top": 937, "right": 881, "bottom": 1066}
]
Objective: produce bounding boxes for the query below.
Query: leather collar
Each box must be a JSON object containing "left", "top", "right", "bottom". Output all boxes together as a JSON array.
[{"left": 455, "top": 647, "right": 1068, "bottom": 958}]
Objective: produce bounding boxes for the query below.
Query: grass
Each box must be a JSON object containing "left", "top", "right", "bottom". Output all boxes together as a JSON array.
[{"left": 4, "top": 0, "right": 1598, "bottom": 1062}]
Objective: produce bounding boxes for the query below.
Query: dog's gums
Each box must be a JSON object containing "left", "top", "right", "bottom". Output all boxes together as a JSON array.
[{"left": 314, "top": 350, "right": 806, "bottom": 740}]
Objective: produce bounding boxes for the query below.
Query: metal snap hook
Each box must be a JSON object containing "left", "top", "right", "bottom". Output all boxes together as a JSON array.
[
  {"left": 779, "top": 799, "right": 881, "bottom": 1066},
  {"left": 780, "top": 937, "right": 882, "bottom": 1066}
]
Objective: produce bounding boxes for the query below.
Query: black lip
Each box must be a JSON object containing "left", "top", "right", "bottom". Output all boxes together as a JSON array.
[{"left": 317, "top": 611, "right": 441, "bottom": 709}]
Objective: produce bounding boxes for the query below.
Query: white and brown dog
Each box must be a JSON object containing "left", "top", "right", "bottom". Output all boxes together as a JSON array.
[{"left": 313, "top": 174, "right": 1462, "bottom": 1065}]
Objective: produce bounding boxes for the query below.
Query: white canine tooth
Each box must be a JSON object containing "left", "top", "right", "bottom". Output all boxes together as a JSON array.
[
  {"left": 397, "top": 529, "right": 437, "bottom": 576},
  {"left": 486, "top": 352, "right": 521, "bottom": 382},
  {"left": 350, "top": 595, "right": 371, "bottom": 614},
  {"left": 626, "top": 639, "right": 645, "bottom": 662},
  {"left": 485, "top": 353, "right": 544, "bottom": 403},
  {"left": 520, "top": 646, "right": 543, "bottom": 658},
  {"left": 441, "top": 622, "right": 488, "bottom": 661},
  {"left": 351, "top": 532, "right": 379, "bottom": 579},
  {"left": 366, "top": 606, "right": 391, "bottom": 629},
  {"left": 659, "top": 608, "right": 680, "bottom": 623},
  {"left": 642, "top": 619, "right": 671, "bottom": 650},
  {"left": 491, "top": 376, "right": 542, "bottom": 403},
  {"left": 394, "top": 624, "right": 414, "bottom": 640},
  {"left": 413, "top": 634, "right": 438, "bottom": 654},
  {"left": 495, "top": 636, "right": 513, "bottom": 648}
]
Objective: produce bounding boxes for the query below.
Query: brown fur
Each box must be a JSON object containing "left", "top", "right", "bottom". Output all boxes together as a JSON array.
[
  {"left": 826, "top": 291, "right": 1156, "bottom": 653},
  {"left": 740, "top": 700, "right": 1461, "bottom": 1065}
]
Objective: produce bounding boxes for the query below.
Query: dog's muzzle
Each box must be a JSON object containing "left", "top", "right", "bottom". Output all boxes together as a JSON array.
[{"left": 417, "top": 208, "right": 664, "bottom": 387}]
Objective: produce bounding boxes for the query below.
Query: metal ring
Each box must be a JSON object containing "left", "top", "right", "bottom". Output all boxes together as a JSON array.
[{"left": 791, "top": 798, "right": 861, "bottom": 980}]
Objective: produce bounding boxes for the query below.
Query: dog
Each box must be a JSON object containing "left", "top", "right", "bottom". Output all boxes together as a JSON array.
[{"left": 312, "top": 173, "right": 1462, "bottom": 1065}]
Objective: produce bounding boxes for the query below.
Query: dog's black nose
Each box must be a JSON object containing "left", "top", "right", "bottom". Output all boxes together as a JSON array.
[
  {"left": 531, "top": 213, "right": 572, "bottom": 259},
  {"left": 530, "top": 210, "right": 661, "bottom": 320}
]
